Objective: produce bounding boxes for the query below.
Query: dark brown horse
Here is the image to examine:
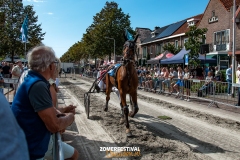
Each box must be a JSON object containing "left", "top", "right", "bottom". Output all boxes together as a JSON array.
[{"left": 105, "top": 34, "right": 139, "bottom": 137}]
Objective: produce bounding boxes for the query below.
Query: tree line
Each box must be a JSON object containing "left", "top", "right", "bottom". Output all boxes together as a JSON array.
[{"left": 0, "top": 0, "right": 207, "bottom": 67}]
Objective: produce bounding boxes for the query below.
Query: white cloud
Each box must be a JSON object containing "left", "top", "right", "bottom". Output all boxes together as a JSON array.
[{"left": 47, "top": 12, "right": 53, "bottom": 15}]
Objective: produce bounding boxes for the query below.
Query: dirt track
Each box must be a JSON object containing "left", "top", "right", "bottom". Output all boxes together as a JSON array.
[{"left": 60, "top": 75, "right": 240, "bottom": 160}]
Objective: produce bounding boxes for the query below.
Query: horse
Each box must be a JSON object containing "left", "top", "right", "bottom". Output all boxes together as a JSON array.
[{"left": 104, "top": 34, "right": 139, "bottom": 137}]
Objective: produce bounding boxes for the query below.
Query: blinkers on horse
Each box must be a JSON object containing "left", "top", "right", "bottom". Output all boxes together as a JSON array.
[{"left": 123, "top": 40, "right": 137, "bottom": 61}]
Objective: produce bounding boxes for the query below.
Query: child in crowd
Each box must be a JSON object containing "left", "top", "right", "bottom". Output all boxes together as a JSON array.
[
  {"left": 173, "top": 66, "right": 184, "bottom": 98},
  {"left": 199, "top": 71, "right": 213, "bottom": 96},
  {"left": 183, "top": 67, "right": 191, "bottom": 101}
]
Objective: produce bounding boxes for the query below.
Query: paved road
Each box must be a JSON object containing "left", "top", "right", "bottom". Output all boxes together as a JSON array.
[{"left": 64, "top": 76, "right": 240, "bottom": 160}]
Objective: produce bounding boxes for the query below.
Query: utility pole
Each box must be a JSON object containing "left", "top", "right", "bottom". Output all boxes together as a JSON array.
[{"left": 232, "top": 0, "right": 236, "bottom": 95}]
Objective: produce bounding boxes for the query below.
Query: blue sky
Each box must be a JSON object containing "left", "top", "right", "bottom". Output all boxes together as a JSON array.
[{"left": 22, "top": 0, "right": 209, "bottom": 58}]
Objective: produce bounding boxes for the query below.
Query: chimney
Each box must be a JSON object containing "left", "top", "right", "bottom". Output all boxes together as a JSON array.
[{"left": 154, "top": 26, "right": 160, "bottom": 31}]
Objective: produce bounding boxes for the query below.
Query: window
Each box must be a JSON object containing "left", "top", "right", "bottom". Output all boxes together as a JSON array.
[
  {"left": 183, "top": 38, "right": 188, "bottom": 49},
  {"left": 175, "top": 40, "right": 178, "bottom": 48},
  {"left": 150, "top": 45, "right": 154, "bottom": 54},
  {"left": 184, "top": 38, "right": 188, "bottom": 44},
  {"left": 214, "top": 29, "right": 229, "bottom": 45},
  {"left": 156, "top": 44, "right": 162, "bottom": 55},
  {"left": 202, "top": 34, "right": 206, "bottom": 44},
  {"left": 142, "top": 47, "right": 147, "bottom": 58},
  {"left": 151, "top": 32, "right": 155, "bottom": 38},
  {"left": 213, "top": 29, "right": 230, "bottom": 51}
]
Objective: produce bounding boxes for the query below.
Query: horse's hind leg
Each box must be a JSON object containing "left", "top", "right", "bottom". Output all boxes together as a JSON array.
[
  {"left": 120, "top": 91, "right": 132, "bottom": 137},
  {"left": 129, "top": 91, "right": 139, "bottom": 118},
  {"left": 119, "top": 102, "right": 124, "bottom": 124},
  {"left": 105, "top": 75, "right": 112, "bottom": 112}
]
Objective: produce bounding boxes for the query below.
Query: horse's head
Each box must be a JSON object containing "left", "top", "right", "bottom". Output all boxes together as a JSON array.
[{"left": 122, "top": 34, "right": 139, "bottom": 61}]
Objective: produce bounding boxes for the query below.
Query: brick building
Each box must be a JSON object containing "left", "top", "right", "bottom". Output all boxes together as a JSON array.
[
  {"left": 198, "top": 0, "right": 240, "bottom": 69},
  {"left": 135, "top": 27, "right": 152, "bottom": 64},
  {"left": 136, "top": 0, "right": 240, "bottom": 68},
  {"left": 137, "top": 14, "right": 202, "bottom": 66}
]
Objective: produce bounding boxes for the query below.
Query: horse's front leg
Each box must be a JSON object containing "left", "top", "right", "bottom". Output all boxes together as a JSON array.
[
  {"left": 120, "top": 91, "right": 132, "bottom": 137},
  {"left": 129, "top": 94, "right": 133, "bottom": 113},
  {"left": 129, "top": 91, "right": 139, "bottom": 118},
  {"left": 105, "top": 75, "right": 112, "bottom": 112}
]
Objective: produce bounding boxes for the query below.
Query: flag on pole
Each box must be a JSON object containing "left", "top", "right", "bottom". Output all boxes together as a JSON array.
[
  {"left": 125, "top": 29, "right": 134, "bottom": 41},
  {"left": 20, "top": 16, "right": 28, "bottom": 42}
]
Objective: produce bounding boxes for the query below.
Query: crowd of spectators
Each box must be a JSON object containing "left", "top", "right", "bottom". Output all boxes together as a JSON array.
[
  {"left": 135, "top": 65, "right": 223, "bottom": 101},
  {"left": 87, "top": 63, "right": 224, "bottom": 102}
]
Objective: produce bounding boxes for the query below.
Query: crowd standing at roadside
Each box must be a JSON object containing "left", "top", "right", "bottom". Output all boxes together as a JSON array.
[{"left": 91, "top": 63, "right": 227, "bottom": 102}]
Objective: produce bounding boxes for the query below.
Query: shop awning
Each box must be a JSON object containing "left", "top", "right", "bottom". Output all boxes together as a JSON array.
[
  {"left": 228, "top": 50, "right": 240, "bottom": 55},
  {"left": 207, "top": 51, "right": 228, "bottom": 55}
]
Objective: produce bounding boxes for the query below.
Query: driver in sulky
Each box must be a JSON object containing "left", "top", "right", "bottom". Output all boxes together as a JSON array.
[{"left": 96, "top": 63, "right": 121, "bottom": 102}]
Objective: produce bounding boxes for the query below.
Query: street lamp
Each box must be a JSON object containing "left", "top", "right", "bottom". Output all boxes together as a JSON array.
[{"left": 105, "top": 37, "right": 115, "bottom": 63}]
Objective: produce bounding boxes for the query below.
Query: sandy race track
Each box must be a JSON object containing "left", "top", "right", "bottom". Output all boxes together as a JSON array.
[{"left": 59, "top": 75, "right": 240, "bottom": 160}]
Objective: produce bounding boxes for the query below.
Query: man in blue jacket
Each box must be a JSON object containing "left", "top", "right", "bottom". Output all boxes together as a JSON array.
[
  {"left": 12, "top": 46, "right": 77, "bottom": 160},
  {"left": 226, "top": 64, "right": 232, "bottom": 95}
]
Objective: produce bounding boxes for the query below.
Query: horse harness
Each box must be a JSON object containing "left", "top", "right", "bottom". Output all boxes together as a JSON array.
[{"left": 111, "top": 40, "right": 137, "bottom": 88}]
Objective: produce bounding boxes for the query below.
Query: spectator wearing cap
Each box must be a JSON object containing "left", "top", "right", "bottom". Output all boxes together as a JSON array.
[
  {"left": 12, "top": 60, "right": 23, "bottom": 79},
  {"left": 12, "top": 60, "right": 23, "bottom": 95}
]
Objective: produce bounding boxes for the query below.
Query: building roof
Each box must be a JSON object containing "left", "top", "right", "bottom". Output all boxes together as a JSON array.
[
  {"left": 172, "top": 14, "right": 203, "bottom": 36},
  {"left": 135, "top": 27, "right": 151, "bottom": 31},
  {"left": 141, "top": 25, "right": 169, "bottom": 44},
  {"left": 155, "top": 20, "right": 186, "bottom": 39},
  {"left": 219, "top": 0, "right": 240, "bottom": 11}
]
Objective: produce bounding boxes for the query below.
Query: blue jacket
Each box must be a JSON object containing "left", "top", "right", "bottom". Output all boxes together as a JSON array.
[
  {"left": 12, "top": 70, "right": 51, "bottom": 160},
  {"left": 226, "top": 68, "right": 232, "bottom": 81}
]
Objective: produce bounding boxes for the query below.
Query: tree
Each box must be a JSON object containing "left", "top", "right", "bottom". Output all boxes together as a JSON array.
[
  {"left": 83, "top": 1, "right": 135, "bottom": 61},
  {"left": 162, "top": 43, "right": 182, "bottom": 54},
  {"left": 61, "top": 1, "right": 135, "bottom": 63},
  {"left": 185, "top": 25, "right": 208, "bottom": 66},
  {"left": 0, "top": 0, "right": 23, "bottom": 61},
  {"left": 0, "top": 0, "right": 45, "bottom": 61}
]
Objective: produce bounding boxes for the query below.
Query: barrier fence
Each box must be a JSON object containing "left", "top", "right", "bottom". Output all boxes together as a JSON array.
[
  {"left": 81, "top": 72, "right": 240, "bottom": 108},
  {"left": 140, "top": 77, "right": 239, "bottom": 108},
  {"left": 3, "top": 78, "right": 18, "bottom": 103}
]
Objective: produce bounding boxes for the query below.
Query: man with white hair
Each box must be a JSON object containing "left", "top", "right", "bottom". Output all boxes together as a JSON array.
[{"left": 11, "top": 46, "right": 78, "bottom": 160}]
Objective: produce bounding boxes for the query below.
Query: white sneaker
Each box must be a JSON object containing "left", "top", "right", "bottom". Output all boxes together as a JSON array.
[
  {"left": 184, "top": 99, "right": 188, "bottom": 101},
  {"left": 228, "top": 94, "right": 231, "bottom": 96},
  {"left": 176, "top": 92, "right": 179, "bottom": 96},
  {"left": 187, "top": 99, "right": 190, "bottom": 102}
]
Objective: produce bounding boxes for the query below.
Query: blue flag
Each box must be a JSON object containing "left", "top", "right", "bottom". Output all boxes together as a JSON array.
[
  {"left": 125, "top": 29, "right": 134, "bottom": 41},
  {"left": 20, "top": 16, "right": 28, "bottom": 42}
]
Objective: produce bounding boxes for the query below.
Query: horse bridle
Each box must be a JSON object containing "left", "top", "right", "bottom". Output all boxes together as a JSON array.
[{"left": 123, "top": 40, "right": 136, "bottom": 62}]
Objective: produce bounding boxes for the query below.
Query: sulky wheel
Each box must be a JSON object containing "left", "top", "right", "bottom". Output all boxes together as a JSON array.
[{"left": 84, "top": 93, "right": 90, "bottom": 119}]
